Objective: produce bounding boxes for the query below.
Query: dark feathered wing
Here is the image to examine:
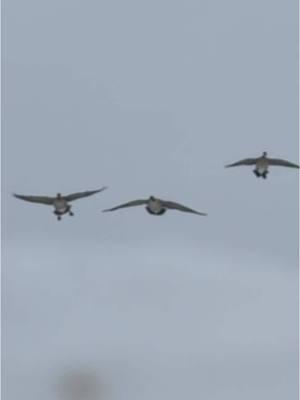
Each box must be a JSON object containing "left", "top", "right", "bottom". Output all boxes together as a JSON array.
[
  {"left": 103, "top": 199, "right": 147, "bottom": 212},
  {"left": 161, "top": 200, "right": 207, "bottom": 216},
  {"left": 225, "top": 158, "right": 257, "bottom": 168},
  {"left": 267, "top": 158, "right": 300, "bottom": 168},
  {"left": 13, "top": 193, "right": 55, "bottom": 205},
  {"left": 65, "top": 187, "right": 108, "bottom": 202}
]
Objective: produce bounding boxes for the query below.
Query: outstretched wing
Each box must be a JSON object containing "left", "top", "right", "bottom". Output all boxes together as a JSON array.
[
  {"left": 225, "top": 158, "right": 257, "bottom": 168},
  {"left": 161, "top": 200, "right": 207, "bottom": 216},
  {"left": 13, "top": 193, "right": 55, "bottom": 205},
  {"left": 103, "top": 199, "right": 147, "bottom": 212},
  {"left": 267, "top": 158, "right": 300, "bottom": 168},
  {"left": 65, "top": 187, "right": 108, "bottom": 202}
]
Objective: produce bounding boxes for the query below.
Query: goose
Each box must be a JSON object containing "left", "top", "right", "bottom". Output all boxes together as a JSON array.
[
  {"left": 13, "top": 187, "right": 108, "bottom": 220},
  {"left": 225, "top": 152, "right": 299, "bottom": 178},
  {"left": 103, "top": 196, "right": 207, "bottom": 216}
]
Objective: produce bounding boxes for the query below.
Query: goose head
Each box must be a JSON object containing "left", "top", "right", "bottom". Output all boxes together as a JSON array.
[
  {"left": 56, "top": 193, "right": 62, "bottom": 198},
  {"left": 262, "top": 151, "right": 268, "bottom": 157}
]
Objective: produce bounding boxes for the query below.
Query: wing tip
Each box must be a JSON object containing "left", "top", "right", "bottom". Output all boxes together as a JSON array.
[{"left": 95, "top": 186, "right": 108, "bottom": 194}]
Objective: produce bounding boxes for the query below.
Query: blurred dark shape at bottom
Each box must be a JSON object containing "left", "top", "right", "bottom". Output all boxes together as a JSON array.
[{"left": 56, "top": 368, "right": 106, "bottom": 400}]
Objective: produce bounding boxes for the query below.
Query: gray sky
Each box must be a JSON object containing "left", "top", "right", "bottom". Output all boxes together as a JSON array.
[{"left": 3, "top": 0, "right": 299, "bottom": 399}]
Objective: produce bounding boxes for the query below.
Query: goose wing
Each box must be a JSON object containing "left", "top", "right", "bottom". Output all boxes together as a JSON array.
[
  {"left": 267, "top": 158, "right": 300, "bottom": 168},
  {"left": 161, "top": 200, "right": 207, "bottom": 216},
  {"left": 13, "top": 193, "right": 55, "bottom": 205},
  {"left": 225, "top": 158, "right": 257, "bottom": 168},
  {"left": 65, "top": 187, "right": 108, "bottom": 202},
  {"left": 103, "top": 199, "right": 148, "bottom": 212}
]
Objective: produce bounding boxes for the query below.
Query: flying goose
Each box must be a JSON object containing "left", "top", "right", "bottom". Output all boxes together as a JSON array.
[
  {"left": 103, "top": 196, "right": 207, "bottom": 216},
  {"left": 13, "top": 187, "right": 108, "bottom": 220},
  {"left": 225, "top": 152, "right": 299, "bottom": 178}
]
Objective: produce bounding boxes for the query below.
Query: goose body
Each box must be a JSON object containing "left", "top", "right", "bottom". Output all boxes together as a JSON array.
[
  {"left": 14, "top": 187, "right": 108, "bottom": 220},
  {"left": 53, "top": 197, "right": 70, "bottom": 213},
  {"left": 103, "top": 196, "right": 207, "bottom": 216},
  {"left": 225, "top": 152, "right": 299, "bottom": 178},
  {"left": 146, "top": 197, "right": 167, "bottom": 215}
]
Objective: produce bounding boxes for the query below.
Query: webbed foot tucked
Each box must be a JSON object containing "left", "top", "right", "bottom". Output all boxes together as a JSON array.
[{"left": 262, "top": 171, "right": 268, "bottom": 179}]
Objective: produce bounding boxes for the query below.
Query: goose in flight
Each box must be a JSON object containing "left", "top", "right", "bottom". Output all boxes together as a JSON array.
[
  {"left": 14, "top": 187, "right": 108, "bottom": 220},
  {"left": 225, "top": 152, "right": 299, "bottom": 178},
  {"left": 103, "top": 196, "right": 207, "bottom": 216}
]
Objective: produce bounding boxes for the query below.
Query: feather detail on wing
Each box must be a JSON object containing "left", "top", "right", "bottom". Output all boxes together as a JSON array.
[
  {"left": 13, "top": 193, "right": 55, "bottom": 205},
  {"left": 102, "top": 199, "right": 147, "bottom": 212},
  {"left": 65, "top": 187, "right": 108, "bottom": 202},
  {"left": 267, "top": 158, "right": 300, "bottom": 168},
  {"left": 161, "top": 200, "right": 207, "bottom": 216},
  {"left": 225, "top": 158, "right": 257, "bottom": 168}
]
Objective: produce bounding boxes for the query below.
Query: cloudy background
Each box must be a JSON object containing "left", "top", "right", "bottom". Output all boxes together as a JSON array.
[{"left": 3, "top": 0, "right": 299, "bottom": 399}]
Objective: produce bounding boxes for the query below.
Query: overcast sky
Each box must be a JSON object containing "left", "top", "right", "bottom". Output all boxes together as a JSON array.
[{"left": 3, "top": 0, "right": 299, "bottom": 399}]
